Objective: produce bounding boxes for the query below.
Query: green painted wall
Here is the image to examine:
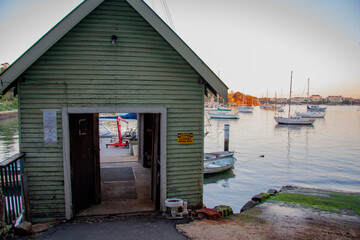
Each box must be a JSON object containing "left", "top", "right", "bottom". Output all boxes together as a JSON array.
[{"left": 19, "top": 0, "right": 204, "bottom": 222}]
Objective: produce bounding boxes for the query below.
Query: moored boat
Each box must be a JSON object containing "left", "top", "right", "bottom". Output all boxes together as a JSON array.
[
  {"left": 208, "top": 112, "right": 239, "bottom": 119},
  {"left": 274, "top": 71, "right": 316, "bottom": 125},
  {"left": 262, "top": 104, "right": 278, "bottom": 110},
  {"left": 274, "top": 116, "right": 315, "bottom": 125},
  {"left": 237, "top": 105, "right": 253, "bottom": 113},
  {"left": 204, "top": 151, "right": 234, "bottom": 161},
  {"left": 277, "top": 107, "right": 285, "bottom": 112},
  {"left": 295, "top": 111, "right": 325, "bottom": 118},
  {"left": 217, "top": 106, "right": 231, "bottom": 111},
  {"left": 204, "top": 157, "right": 236, "bottom": 174},
  {"left": 307, "top": 105, "right": 327, "bottom": 112}
]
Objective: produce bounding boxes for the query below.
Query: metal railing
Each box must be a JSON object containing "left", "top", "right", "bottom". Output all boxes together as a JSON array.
[{"left": 0, "top": 153, "right": 26, "bottom": 225}]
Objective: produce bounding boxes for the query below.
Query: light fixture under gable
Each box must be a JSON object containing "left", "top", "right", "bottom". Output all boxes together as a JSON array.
[{"left": 111, "top": 35, "right": 117, "bottom": 45}]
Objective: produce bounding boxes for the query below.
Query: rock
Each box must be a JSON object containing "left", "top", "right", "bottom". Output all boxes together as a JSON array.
[
  {"left": 280, "top": 185, "right": 297, "bottom": 192},
  {"left": 14, "top": 221, "right": 32, "bottom": 236},
  {"left": 194, "top": 208, "right": 222, "bottom": 220},
  {"left": 251, "top": 194, "right": 266, "bottom": 203},
  {"left": 31, "top": 221, "right": 59, "bottom": 233},
  {"left": 214, "top": 205, "right": 233, "bottom": 217},
  {"left": 240, "top": 200, "right": 258, "bottom": 212},
  {"left": 267, "top": 189, "right": 278, "bottom": 195}
]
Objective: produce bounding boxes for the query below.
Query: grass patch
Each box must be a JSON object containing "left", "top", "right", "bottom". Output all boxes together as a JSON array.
[
  {"left": 0, "top": 98, "right": 18, "bottom": 111},
  {"left": 270, "top": 192, "right": 360, "bottom": 215}
]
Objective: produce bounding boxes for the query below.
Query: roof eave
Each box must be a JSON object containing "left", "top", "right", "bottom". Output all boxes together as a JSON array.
[{"left": 1, "top": 0, "right": 228, "bottom": 101}]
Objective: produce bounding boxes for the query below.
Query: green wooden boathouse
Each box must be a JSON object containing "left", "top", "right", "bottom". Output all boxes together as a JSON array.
[{"left": 1, "top": 0, "right": 228, "bottom": 223}]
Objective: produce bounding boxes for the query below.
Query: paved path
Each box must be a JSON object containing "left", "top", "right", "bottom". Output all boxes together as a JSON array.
[{"left": 16, "top": 218, "right": 189, "bottom": 240}]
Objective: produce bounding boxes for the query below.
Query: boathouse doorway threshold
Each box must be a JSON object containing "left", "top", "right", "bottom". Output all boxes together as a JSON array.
[
  {"left": 66, "top": 111, "right": 162, "bottom": 218},
  {"left": 77, "top": 144, "right": 155, "bottom": 216}
]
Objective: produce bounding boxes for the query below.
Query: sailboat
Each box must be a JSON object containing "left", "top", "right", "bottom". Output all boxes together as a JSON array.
[
  {"left": 237, "top": 92, "right": 253, "bottom": 113},
  {"left": 274, "top": 71, "right": 315, "bottom": 125},
  {"left": 295, "top": 78, "right": 325, "bottom": 118}
]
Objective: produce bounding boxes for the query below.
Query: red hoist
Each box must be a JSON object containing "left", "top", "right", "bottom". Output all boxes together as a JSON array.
[{"left": 107, "top": 116, "right": 129, "bottom": 147}]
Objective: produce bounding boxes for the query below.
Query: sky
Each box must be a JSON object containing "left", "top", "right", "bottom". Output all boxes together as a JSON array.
[{"left": 0, "top": 0, "right": 359, "bottom": 98}]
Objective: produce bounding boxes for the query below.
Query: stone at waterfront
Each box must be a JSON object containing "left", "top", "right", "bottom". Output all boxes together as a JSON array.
[
  {"left": 194, "top": 208, "right": 222, "bottom": 220},
  {"left": 280, "top": 185, "right": 297, "bottom": 192},
  {"left": 240, "top": 200, "right": 258, "bottom": 212},
  {"left": 267, "top": 189, "right": 278, "bottom": 195},
  {"left": 31, "top": 221, "right": 59, "bottom": 233},
  {"left": 214, "top": 205, "right": 233, "bottom": 217},
  {"left": 14, "top": 221, "right": 32, "bottom": 236},
  {"left": 251, "top": 194, "right": 266, "bottom": 203}
]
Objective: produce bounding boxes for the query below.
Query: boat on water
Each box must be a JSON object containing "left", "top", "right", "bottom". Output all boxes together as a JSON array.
[
  {"left": 204, "top": 157, "right": 236, "bottom": 174},
  {"left": 274, "top": 115, "right": 315, "bottom": 125},
  {"left": 237, "top": 92, "right": 253, "bottom": 113},
  {"left": 274, "top": 71, "right": 316, "bottom": 125},
  {"left": 208, "top": 112, "right": 239, "bottom": 119},
  {"left": 262, "top": 104, "right": 278, "bottom": 110},
  {"left": 295, "top": 79, "right": 326, "bottom": 117},
  {"left": 237, "top": 105, "right": 253, "bottom": 113},
  {"left": 307, "top": 105, "right": 327, "bottom": 112},
  {"left": 296, "top": 111, "right": 324, "bottom": 118},
  {"left": 204, "top": 151, "right": 234, "bottom": 161},
  {"left": 277, "top": 107, "right": 285, "bottom": 112},
  {"left": 217, "top": 106, "right": 231, "bottom": 111}
]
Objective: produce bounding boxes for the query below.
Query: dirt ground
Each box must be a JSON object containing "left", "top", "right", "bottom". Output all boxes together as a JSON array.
[{"left": 177, "top": 200, "right": 360, "bottom": 240}]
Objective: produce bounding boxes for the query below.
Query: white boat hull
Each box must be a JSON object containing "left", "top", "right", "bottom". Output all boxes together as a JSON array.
[
  {"left": 204, "top": 151, "right": 234, "bottom": 161},
  {"left": 237, "top": 106, "right": 253, "bottom": 113},
  {"left": 204, "top": 157, "right": 236, "bottom": 174},
  {"left": 274, "top": 116, "right": 315, "bottom": 125},
  {"left": 296, "top": 112, "right": 325, "bottom": 118},
  {"left": 307, "top": 106, "right": 327, "bottom": 112},
  {"left": 208, "top": 112, "right": 239, "bottom": 119}
]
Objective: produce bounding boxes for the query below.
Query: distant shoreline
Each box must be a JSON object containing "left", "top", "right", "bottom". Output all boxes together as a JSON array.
[{"left": 0, "top": 110, "right": 18, "bottom": 120}]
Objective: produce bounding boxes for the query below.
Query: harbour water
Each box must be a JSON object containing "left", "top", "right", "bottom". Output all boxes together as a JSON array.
[
  {"left": 0, "top": 117, "right": 19, "bottom": 160},
  {"left": 0, "top": 106, "right": 359, "bottom": 213},
  {"left": 204, "top": 105, "right": 360, "bottom": 211}
]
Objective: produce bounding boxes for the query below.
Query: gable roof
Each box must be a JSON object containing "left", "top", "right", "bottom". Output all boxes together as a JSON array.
[{"left": 0, "top": 0, "right": 228, "bottom": 101}]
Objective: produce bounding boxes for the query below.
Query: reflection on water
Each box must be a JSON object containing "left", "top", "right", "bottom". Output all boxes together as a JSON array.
[
  {"left": 204, "top": 169, "right": 236, "bottom": 185},
  {"left": 274, "top": 124, "right": 313, "bottom": 162},
  {"left": 204, "top": 106, "right": 360, "bottom": 211},
  {"left": 0, "top": 117, "right": 19, "bottom": 161}
]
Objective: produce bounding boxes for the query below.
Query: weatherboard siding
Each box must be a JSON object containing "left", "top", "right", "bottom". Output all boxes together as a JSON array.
[{"left": 19, "top": 0, "right": 204, "bottom": 222}]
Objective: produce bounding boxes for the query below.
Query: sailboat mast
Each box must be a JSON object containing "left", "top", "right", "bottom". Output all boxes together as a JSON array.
[
  {"left": 288, "top": 71, "right": 293, "bottom": 118},
  {"left": 307, "top": 78, "right": 310, "bottom": 99},
  {"left": 307, "top": 78, "right": 310, "bottom": 105}
]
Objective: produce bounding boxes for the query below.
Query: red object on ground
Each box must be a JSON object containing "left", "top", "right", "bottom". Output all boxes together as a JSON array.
[
  {"left": 194, "top": 208, "right": 222, "bottom": 220},
  {"left": 108, "top": 116, "right": 129, "bottom": 147}
]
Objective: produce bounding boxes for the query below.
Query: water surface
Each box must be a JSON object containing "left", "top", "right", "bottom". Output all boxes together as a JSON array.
[
  {"left": 0, "top": 117, "right": 19, "bottom": 160},
  {"left": 204, "top": 105, "right": 360, "bottom": 211}
]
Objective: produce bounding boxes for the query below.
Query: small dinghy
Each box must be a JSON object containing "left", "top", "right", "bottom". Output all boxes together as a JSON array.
[
  {"left": 204, "top": 151, "right": 234, "bottom": 161},
  {"left": 204, "top": 157, "right": 236, "bottom": 174}
]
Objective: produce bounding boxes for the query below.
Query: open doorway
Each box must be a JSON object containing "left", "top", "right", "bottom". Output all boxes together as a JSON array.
[{"left": 69, "top": 112, "right": 161, "bottom": 217}]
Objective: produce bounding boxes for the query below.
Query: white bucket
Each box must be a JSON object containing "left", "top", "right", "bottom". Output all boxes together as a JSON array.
[{"left": 133, "top": 145, "right": 138, "bottom": 157}]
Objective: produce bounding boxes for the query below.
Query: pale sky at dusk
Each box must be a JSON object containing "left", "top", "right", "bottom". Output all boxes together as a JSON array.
[{"left": 1, "top": 0, "right": 359, "bottom": 98}]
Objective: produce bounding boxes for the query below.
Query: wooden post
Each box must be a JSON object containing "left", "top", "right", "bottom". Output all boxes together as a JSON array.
[{"left": 224, "top": 124, "right": 229, "bottom": 151}]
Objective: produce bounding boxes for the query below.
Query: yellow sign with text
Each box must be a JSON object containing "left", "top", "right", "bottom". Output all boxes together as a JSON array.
[{"left": 177, "top": 133, "right": 193, "bottom": 144}]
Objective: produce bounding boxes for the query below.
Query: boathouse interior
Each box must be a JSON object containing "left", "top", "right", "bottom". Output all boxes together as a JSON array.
[{"left": 69, "top": 113, "right": 160, "bottom": 216}]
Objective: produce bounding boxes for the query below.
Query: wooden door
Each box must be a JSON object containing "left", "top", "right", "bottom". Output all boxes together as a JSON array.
[
  {"left": 69, "top": 113, "right": 100, "bottom": 215},
  {"left": 151, "top": 114, "right": 160, "bottom": 210}
]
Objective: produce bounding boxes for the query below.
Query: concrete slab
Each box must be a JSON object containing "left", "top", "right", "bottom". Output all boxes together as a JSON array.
[{"left": 17, "top": 218, "right": 190, "bottom": 240}]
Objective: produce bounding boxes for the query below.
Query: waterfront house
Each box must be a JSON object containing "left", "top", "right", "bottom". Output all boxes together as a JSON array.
[{"left": 0, "top": 0, "right": 228, "bottom": 223}]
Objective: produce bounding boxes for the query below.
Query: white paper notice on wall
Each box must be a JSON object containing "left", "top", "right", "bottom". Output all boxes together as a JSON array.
[{"left": 43, "top": 110, "right": 57, "bottom": 143}]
